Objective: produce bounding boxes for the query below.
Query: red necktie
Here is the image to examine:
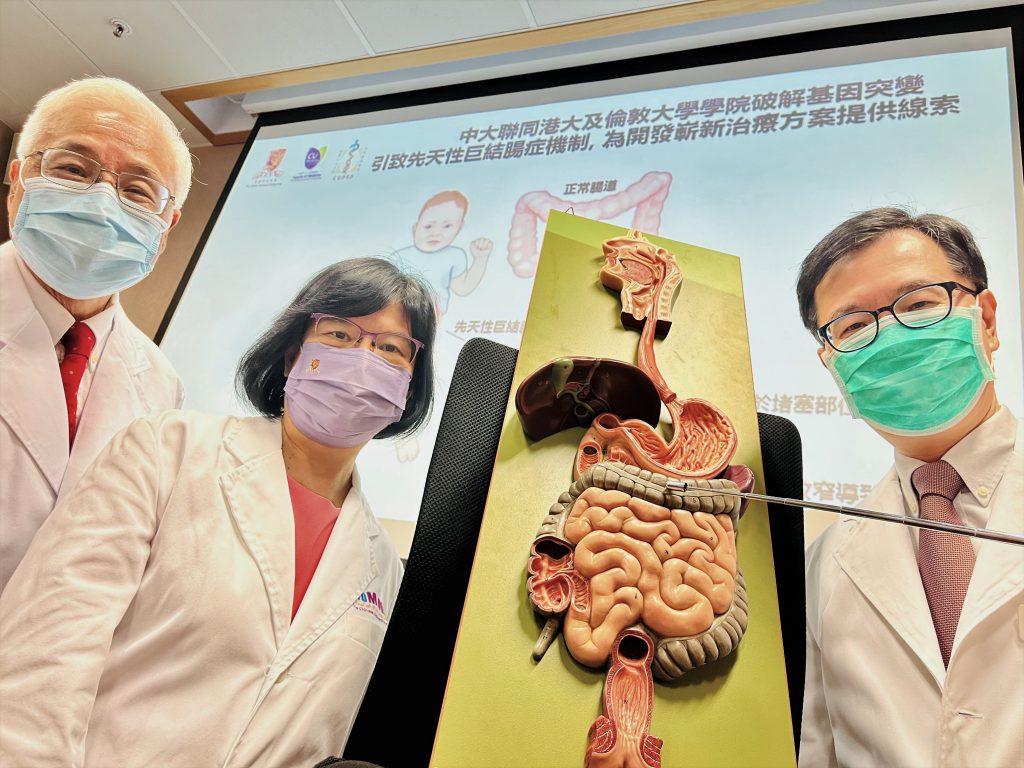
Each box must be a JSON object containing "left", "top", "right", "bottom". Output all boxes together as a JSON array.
[
  {"left": 911, "top": 459, "right": 973, "bottom": 668},
  {"left": 60, "top": 321, "right": 96, "bottom": 447}
]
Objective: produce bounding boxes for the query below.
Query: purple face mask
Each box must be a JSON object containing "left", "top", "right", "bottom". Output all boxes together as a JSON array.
[{"left": 284, "top": 344, "right": 412, "bottom": 448}]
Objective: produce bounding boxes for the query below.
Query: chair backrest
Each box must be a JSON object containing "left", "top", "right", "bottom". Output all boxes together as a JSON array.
[
  {"left": 756, "top": 411, "right": 805, "bottom": 753},
  {"left": 343, "top": 338, "right": 519, "bottom": 767}
]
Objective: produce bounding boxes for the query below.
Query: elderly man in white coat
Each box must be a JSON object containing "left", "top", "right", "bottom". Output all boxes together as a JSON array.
[
  {"left": 0, "top": 77, "right": 190, "bottom": 589},
  {"left": 796, "top": 208, "right": 1022, "bottom": 768}
]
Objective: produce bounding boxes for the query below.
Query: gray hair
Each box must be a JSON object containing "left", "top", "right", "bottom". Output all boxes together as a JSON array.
[
  {"left": 17, "top": 77, "right": 192, "bottom": 209},
  {"left": 796, "top": 207, "right": 988, "bottom": 335}
]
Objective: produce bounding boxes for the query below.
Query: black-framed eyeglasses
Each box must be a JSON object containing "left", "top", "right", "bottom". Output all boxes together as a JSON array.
[
  {"left": 818, "top": 281, "right": 983, "bottom": 353},
  {"left": 23, "top": 147, "right": 175, "bottom": 215},
  {"left": 310, "top": 313, "right": 424, "bottom": 366}
]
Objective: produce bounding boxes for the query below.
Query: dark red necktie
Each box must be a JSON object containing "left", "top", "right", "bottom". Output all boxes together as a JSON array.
[
  {"left": 911, "top": 459, "right": 973, "bottom": 668},
  {"left": 60, "top": 321, "right": 96, "bottom": 447}
]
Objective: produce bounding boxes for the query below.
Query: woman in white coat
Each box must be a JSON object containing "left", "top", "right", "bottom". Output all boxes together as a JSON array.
[{"left": 0, "top": 258, "right": 436, "bottom": 768}]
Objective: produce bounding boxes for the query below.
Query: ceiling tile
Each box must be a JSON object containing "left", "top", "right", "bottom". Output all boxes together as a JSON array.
[
  {"left": 528, "top": 0, "right": 683, "bottom": 27},
  {"left": 343, "top": 0, "right": 529, "bottom": 53},
  {"left": 144, "top": 90, "right": 210, "bottom": 149},
  {"left": 0, "top": 0, "right": 102, "bottom": 113},
  {"left": 31, "top": 0, "right": 235, "bottom": 92},
  {"left": 176, "top": 0, "right": 370, "bottom": 76}
]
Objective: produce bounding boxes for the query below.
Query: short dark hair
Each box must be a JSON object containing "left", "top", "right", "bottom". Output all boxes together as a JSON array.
[
  {"left": 236, "top": 257, "right": 437, "bottom": 439},
  {"left": 796, "top": 207, "right": 989, "bottom": 336}
]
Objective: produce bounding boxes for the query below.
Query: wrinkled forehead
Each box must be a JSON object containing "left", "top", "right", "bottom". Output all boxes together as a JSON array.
[{"left": 35, "top": 97, "right": 176, "bottom": 186}]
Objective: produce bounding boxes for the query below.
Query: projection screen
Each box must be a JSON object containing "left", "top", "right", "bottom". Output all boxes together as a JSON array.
[{"left": 160, "top": 16, "right": 1023, "bottom": 552}]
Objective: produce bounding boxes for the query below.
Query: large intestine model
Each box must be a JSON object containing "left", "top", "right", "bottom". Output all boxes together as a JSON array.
[
  {"left": 516, "top": 230, "right": 755, "bottom": 768},
  {"left": 507, "top": 172, "right": 673, "bottom": 278}
]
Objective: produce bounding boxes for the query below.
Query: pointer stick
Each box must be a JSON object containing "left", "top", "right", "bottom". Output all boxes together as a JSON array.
[{"left": 663, "top": 481, "right": 1024, "bottom": 547}]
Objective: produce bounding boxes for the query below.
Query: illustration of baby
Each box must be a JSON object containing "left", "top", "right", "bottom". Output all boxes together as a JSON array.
[{"left": 389, "top": 190, "right": 492, "bottom": 314}]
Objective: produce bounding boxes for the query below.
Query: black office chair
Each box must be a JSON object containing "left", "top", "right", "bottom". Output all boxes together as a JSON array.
[
  {"left": 340, "top": 338, "right": 520, "bottom": 767},
  {"left": 756, "top": 411, "right": 805, "bottom": 753}
]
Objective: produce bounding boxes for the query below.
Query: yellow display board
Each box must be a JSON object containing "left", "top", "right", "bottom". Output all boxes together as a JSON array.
[{"left": 431, "top": 211, "right": 795, "bottom": 767}]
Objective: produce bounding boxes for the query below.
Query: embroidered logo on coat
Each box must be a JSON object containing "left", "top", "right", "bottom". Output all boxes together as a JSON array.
[{"left": 354, "top": 591, "right": 387, "bottom": 624}]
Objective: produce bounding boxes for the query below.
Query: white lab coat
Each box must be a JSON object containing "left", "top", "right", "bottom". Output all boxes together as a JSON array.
[
  {"left": 0, "top": 239, "right": 184, "bottom": 588},
  {"left": 0, "top": 411, "right": 403, "bottom": 767},
  {"left": 800, "top": 420, "right": 1024, "bottom": 768}
]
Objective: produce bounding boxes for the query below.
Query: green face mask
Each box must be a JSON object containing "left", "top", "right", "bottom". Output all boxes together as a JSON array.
[{"left": 824, "top": 306, "right": 994, "bottom": 436}]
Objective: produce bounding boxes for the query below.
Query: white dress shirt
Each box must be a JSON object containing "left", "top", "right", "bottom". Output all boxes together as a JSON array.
[
  {"left": 14, "top": 253, "right": 116, "bottom": 423},
  {"left": 894, "top": 405, "right": 1018, "bottom": 553}
]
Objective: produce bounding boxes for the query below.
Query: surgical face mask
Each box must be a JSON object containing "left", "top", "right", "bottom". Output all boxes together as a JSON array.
[
  {"left": 284, "top": 344, "right": 412, "bottom": 448},
  {"left": 824, "top": 305, "right": 994, "bottom": 437},
  {"left": 12, "top": 176, "right": 168, "bottom": 300}
]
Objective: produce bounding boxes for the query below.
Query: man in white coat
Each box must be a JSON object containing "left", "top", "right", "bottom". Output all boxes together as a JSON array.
[
  {"left": 1, "top": 78, "right": 191, "bottom": 589},
  {"left": 796, "top": 208, "right": 1022, "bottom": 767}
]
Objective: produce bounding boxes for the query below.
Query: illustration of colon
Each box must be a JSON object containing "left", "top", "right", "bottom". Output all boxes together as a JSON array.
[
  {"left": 517, "top": 228, "right": 751, "bottom": 768},
  {"left": 507, "top": 171, "right": 672, "bottom": 278}
]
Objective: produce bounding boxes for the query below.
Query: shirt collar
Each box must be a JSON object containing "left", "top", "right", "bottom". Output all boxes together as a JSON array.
[
  {"left": 894, "top": 405, "right": 1018, "bottom": 514},
  {"left": 13, "top": 247, "right": 118, "bottom": 361}
]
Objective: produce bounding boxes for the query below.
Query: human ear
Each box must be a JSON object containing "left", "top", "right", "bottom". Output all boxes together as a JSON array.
[
  {"left": 816, "top": 344, "right": 828, "bottom": 367},
  {"left": 283, "top": 346, "right": 300, "bottom": 377},
  {"left": 978, "top": 289, "right": 999, "bottom": 355}
]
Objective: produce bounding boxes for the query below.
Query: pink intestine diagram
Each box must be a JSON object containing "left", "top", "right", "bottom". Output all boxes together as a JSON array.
[{"left": 507, "top": 171, "right": 673, "bottom": 278}]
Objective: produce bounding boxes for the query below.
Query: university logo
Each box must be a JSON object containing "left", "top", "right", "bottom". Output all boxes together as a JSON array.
[
  {"left": 332, "top": 139, "right": 366, "bottom": 181},
  {"left": 248, "top": 148, "right": 287, "bottom": 186},
  {"left": 291, "top": 144, "right": 328, "bottom": 182},
  {"left": 305, "top": 145, "right": 328, "bottom": 170}
]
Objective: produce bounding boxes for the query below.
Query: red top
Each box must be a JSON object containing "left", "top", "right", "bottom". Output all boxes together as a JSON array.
[{"left": 287, "top": 475, "right": 341, "bottom": 620}]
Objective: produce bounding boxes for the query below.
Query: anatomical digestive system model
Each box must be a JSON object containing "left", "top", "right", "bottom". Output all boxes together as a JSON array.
[{"left": 518, "top": 230, "right": 754, "bottom": 768}]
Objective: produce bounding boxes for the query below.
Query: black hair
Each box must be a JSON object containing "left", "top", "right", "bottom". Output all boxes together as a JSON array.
[
  {"left": 236, "top": 257, "right": 436, "bottom": 439},
  {"left": 796, "top": 207, "right": 989, "bottom": 336}
]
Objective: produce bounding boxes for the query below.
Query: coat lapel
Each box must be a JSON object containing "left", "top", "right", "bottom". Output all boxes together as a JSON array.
[
  {"left": 218, "top": 418, "right": 295, "bottom": 649},
  {"left": 833, "top": 470, "right": 947, "bottom": 685},
  {"left": 58, "top": 311, "right": 151, "bottom": 498},
  {"left": 0, "top": 244, "right": 69, "bottom": 492},
  {"left": 954, "top": 420, "right": 1024, "bottom": 651},
  {"left": 282, "top": 474, "right": 380, "bottom": 658}
]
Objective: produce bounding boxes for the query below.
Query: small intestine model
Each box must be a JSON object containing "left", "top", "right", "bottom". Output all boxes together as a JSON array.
[
  {"left": 516, "top": 230, "right": 754, "bottom": 768},
  {"left": 507, "top": 171, "right": 673, "bottom": 278}
]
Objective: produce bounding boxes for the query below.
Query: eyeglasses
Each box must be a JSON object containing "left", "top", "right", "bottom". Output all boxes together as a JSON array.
[
  {"left": 818, "top": 281, "right": 983, "bottom": 353},
  {"left": 23, "top": 148, "right": 175, "bottom": 215},
  {"left": 310, "top": 314, "right": 424, "bottom": 366}
]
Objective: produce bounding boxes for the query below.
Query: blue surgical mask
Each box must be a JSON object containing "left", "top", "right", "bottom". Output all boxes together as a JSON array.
[
  {"left": 824, "top": 306, "right": 994, "bottom": 436},
  {"left": 12, "top": 177, "right": 168, "bottom": 300}
]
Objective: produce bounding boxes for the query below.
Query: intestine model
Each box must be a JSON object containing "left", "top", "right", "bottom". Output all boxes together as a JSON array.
[
  {"left": 517, "top": 229, "right": 752, "bottom": 768},
  {"left": 507, "top": 171, "right": 672, "bottom": 278},
  {"left": 527, "top": 464, "right": 748, "bottom": 768}
]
